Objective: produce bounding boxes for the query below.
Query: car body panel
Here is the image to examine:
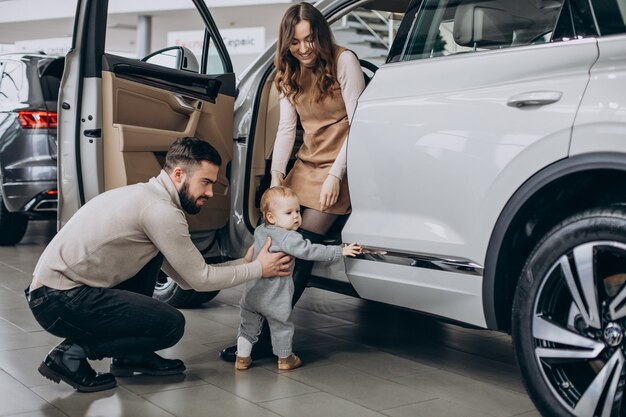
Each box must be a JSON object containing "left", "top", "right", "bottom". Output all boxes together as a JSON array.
[
  {"left": 342, "top": 37, "right": 597, "bottom": 325},
  {"left": 570, "top": 34, "right": 626, "bottom": 156},
  {"left": 57, "top": 1, "right": 91, "bottom": 228}
]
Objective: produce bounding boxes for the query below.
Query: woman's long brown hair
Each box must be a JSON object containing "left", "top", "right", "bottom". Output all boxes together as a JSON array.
[{"left": 274, "top": 2, "right": 338, "bottom": 103}]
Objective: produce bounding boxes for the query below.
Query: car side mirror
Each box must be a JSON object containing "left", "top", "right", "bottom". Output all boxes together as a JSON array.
[{"left": 141, "top": 46, "right": 199, "bottom": 72}]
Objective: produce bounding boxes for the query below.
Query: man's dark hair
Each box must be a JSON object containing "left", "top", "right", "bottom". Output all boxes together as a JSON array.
[{"left": 164, "top": 137, "right": 222, "bottom": 173}]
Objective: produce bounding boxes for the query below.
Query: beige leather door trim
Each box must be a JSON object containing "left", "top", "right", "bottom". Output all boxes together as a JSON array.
[
  {"left": 101, "top": 70, "right": 234, "bottom": 232},
  {"left": 115, "top": 106, "right": 201, "bottom": 151}
]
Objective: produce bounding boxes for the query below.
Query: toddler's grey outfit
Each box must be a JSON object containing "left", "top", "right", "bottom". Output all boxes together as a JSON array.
[{"left": 238, "top": 224, "right": 342, "bottom": 357}]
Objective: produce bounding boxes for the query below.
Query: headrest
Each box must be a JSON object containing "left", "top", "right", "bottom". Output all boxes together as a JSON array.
[{"left": 453, "top": 3, "right": 528, "bottom": 48}]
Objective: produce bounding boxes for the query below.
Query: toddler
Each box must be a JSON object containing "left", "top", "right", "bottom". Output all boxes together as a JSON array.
[{"left": 236, "top": 186, "right": 361, "bottom": 371}]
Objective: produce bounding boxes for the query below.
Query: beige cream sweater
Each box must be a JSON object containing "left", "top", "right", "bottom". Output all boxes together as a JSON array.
[{"left": 34, "top": 170, "right": 262, "bottom": 291}]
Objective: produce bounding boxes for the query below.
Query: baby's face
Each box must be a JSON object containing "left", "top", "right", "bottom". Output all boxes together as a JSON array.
[{"left": 269, "top": 196, "right": 302, "bottom": 231}]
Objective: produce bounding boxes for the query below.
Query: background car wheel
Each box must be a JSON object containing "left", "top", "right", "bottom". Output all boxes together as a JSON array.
[
  {"left": 513, "top": 207, "right": 626, "bottom": 417},
  {"left": 0, "top": 198, "right": 28, "bottom": 246},
  {"left": 153, "top": 272, "right": 219, "bottom": 308}
]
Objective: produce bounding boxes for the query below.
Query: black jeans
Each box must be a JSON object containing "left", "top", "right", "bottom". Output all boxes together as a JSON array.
[{"left": 26, "top": 254, "right": 185, "bottom": 360}]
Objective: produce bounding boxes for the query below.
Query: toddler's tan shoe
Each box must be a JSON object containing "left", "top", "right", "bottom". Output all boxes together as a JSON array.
[
  {"left": 235, "top": 354, "right": 252, "bottom": 371},
  {"left": 278, "top": 353, "right": 302, "bottom": 371}
]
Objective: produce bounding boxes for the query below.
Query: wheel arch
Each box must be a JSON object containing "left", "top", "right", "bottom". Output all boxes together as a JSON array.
[{"left": 483, "top": 152, "right": 626, "bottom": 331}]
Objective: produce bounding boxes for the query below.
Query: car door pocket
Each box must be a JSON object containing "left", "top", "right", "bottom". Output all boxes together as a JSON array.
[
  {"left": 115, "top": 115, "right": 200, "bottom": 152},
  {"left": 506, "top": 91, "right": 562, "bottom": 108}
]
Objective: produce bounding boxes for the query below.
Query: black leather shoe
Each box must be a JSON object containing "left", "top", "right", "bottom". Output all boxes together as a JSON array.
[
  {"left": 38, "top": 349, "right": 117, "bottom": 393},
  {"left": 110, "top": 352, "right": 185, "bottom": 376},
  {"left": 219, "top": 342, "right": 274, "bottom": 363}
]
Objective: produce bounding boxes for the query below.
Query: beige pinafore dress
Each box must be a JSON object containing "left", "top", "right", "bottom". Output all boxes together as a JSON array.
[{"left": 284, "top": 48, "right": 351, "bottom": 215}]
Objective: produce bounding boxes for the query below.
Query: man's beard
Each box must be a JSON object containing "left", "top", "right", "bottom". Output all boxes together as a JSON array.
[{"left": 179, "top": 181, "right": 202, "bottom": 215}]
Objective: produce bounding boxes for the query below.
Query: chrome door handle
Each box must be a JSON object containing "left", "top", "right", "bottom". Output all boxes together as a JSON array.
[{"left": 507, "top": 91, "right": 562, "bottom": 108}]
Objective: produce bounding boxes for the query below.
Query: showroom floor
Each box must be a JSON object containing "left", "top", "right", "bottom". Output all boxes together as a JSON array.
[{"left": 0, "top": 221, "right": 540, "bottom": 417}]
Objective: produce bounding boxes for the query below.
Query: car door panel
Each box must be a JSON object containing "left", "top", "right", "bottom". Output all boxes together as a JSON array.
[
  {"left": 100, "top": 55, "right": 233, "bottom": 232},
  {"left": 344, "top": 39, "right": 597, "bottom": 325}
]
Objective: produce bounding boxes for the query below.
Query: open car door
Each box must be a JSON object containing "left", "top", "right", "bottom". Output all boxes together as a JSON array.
[{"left": 58, "top": 0, "right": 235, "bottom": 239}]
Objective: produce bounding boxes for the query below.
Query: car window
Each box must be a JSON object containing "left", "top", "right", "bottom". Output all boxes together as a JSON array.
[
  {"left": 0, "top": 59, "right": 27, "bottom": 102},
  {"left": 552, "top": 0, "right": 597, "bottom": 41},
  {"left": 39, "top": 58, "right": 64, "bottom": 102},
  {"left": 103, "top": 0, "right": 227, "bottom": 75},
  {"left": 591, "top": 0, "right": 626, "bottom": 35},
  {"left": 399, "top": 0, "right": 568, "bottom": 62}
]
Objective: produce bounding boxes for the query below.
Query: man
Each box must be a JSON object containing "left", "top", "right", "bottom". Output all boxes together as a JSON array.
[{"left": 25, "top": 137, "right": 291, "bottom": 392}]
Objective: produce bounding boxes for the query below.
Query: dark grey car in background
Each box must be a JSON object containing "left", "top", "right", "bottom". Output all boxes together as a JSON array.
[{"left": 0, "top": 53, "right": 63, "bottom": 245}]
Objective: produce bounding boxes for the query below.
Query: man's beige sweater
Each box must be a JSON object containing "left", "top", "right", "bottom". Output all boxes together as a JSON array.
[{"left": 34, "top": 170, "right": 262, "bottom": 291}]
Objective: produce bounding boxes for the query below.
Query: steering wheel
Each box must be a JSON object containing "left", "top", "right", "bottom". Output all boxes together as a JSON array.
[{"left": 359, "top": 59, "right": 379, "bottom": 85}]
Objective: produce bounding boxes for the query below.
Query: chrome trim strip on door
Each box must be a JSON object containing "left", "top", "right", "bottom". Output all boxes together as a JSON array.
[{"left": 358, "top": 248, "right": 484, "bottom": 276}]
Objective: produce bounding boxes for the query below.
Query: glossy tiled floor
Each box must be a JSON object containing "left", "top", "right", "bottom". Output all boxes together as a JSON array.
[{"left": 0, "top": 221, "right": 541, "bottom": 417}]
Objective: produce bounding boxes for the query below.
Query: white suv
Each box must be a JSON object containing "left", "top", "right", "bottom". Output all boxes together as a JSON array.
[{"left": 59, "top": 0, "right": 626, "bottom": 416}]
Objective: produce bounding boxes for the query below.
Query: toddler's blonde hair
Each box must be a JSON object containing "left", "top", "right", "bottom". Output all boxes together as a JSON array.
[{"left": 260, "top": 186, "right": 299, "bottom": 223}]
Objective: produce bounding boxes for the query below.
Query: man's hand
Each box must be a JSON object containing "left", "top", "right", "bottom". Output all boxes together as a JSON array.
[
  {"left": 257, "top": 237, "right": 293, "bottom": 277},
  {"left": 244, "top": 244, "right": 254, "bottom": 263}
]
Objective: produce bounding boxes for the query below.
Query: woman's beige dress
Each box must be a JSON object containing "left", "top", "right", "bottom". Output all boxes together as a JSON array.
[{"left": 285, "top": 47, "right": 352, "bottom": 215}]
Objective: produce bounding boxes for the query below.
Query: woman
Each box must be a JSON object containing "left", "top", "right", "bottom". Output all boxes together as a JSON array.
[{"left": 220, "top": 1, "right": 365, "bottom": 362}]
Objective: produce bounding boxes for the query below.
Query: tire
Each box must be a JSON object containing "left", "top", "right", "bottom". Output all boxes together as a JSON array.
[
  {"left": 153, "top": 272, "right": 219, "bottom": 308},
  {"left": 513, "top": 207, "right": 626, "bottom": 417},
  {"left": 0, "top": 197, "right": 28, "bottom": 246}
]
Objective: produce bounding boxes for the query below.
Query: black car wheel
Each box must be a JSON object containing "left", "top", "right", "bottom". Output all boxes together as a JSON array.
[
  {"left": 153, "top": 272, "right": 219, "bottom": 308},
  {"left": 513, "top": 207, "right": 626, "bottom": 417},
  {"left": 0, "top": 197, "right": 28, "bottom": 246}
]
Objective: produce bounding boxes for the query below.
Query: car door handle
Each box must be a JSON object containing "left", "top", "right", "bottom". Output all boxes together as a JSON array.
[
  {"left": 172, "top": 94, "right": 200, "bottom": 114},
  {"left": 507, "top": 91, "right": 562, "bottom": 108}
]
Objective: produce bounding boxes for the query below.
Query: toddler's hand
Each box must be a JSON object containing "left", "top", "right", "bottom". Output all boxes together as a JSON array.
[{"left": 342, "top": 242, "right": 362, "bottom": 257}]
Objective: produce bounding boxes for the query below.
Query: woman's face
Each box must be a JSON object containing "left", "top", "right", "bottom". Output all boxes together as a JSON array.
[{"left": 289, "top": 20, "right": 317, "bottom": 66}]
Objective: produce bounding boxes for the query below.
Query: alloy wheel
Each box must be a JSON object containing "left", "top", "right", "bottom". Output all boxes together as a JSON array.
[{"left": 532, "top": 241, "right": 626, "bottom": 416}]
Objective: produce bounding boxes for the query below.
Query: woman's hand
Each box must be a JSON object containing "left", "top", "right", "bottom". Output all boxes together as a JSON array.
[
  {"left": 270, "top": 171, "right": 285, "bottom": 188},
  {"left": 320, "top": 175, "right": 341, "bottom": 211}
]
